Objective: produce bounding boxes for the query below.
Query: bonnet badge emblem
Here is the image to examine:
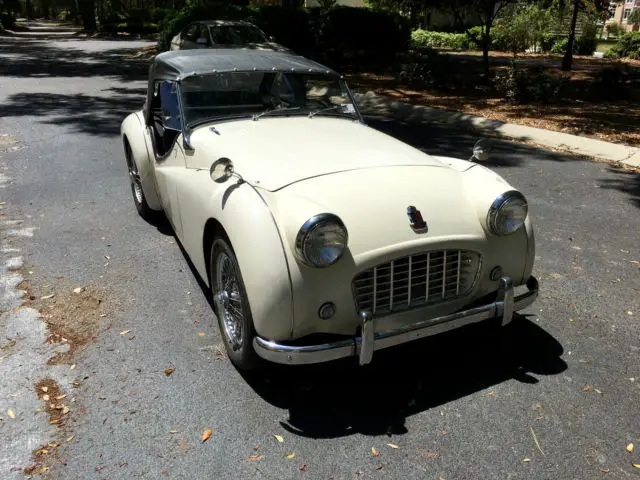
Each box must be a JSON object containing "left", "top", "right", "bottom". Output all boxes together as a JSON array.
[{"left": 407, "top": 206, "right": 428, "bottom": 233}]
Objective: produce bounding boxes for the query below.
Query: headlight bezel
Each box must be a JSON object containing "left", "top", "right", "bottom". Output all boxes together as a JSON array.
[
  {"left": 295, "top": 213, "right": 348, "bottom": 268},
  {"left": 487, "top": 190, "right": 528, "bottom": 236}
]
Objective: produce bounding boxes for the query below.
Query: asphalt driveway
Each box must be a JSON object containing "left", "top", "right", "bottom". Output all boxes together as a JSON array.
[{"left": 0, "top": 34, "right": 639, "bottom": 480}]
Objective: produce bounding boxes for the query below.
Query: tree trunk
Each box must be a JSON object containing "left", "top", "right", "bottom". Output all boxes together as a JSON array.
[
  {"left": 482, "top": 20, "right": 492, "bottom": 77},
  {"left": 562, "top": 0, "right": 580, "bottom": 71},
  {"left": 78, "top": 0, "right": 97, "bottom": 31}
]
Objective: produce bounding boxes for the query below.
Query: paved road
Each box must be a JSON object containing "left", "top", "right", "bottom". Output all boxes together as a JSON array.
[{"left": 0, "top": 34, "right": 639, "bottom": 480}]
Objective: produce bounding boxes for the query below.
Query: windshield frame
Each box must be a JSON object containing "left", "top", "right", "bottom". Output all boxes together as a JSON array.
[{"left": 176, "top": 70, "right": 364, "bottom": 132}]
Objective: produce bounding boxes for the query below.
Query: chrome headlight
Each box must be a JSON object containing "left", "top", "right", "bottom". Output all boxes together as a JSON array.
[
  {"left": 295, "top": 214, "right": 348, "bottom": 268},
  {"left": 487, "top": 190, "right": 528, "bottom": 236}
]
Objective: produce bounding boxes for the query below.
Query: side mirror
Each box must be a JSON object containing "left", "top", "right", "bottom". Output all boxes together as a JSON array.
[
  {"left": 210, "top": 157, "right": 236, "bottom": 183},
  {"left": 471, "top": 139, "right": 492, "bottom": 162},
  {"left": 196, "top": 37, "right": 209, "bottom": 46}
]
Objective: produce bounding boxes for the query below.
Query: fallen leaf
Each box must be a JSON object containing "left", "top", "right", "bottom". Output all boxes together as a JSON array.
[
  {"left": 164, "top": 368, "right": 174, "bottom": 376},
  {"left": 37, "top": 467, "right": 49, "bottom": 474},
  {"left": 386, "top": 443, "right": 399, "bottom": 449},
  {"left": 73, "top": 287, "right": 84, "bottom": 294},
  {"left": 201, "top": 429, "right": 212, "bottom": 442},
  {"left": 120, "top": 330, "right": 130, "bottom": 335},
  {"left": 56, "top": 394, "right": 67, "bottom": 400},
  {"left": 62, "top": 406, "right": 70, "bottom": 414},
  {"left": 583, "top": 386, "right": 590, "bottom": 392},
  {"left": 248, "top": 454, "right": 263, "bottom": 462},
  {"left": 197, "top": 332, "right": 205, "bottom": 337},
  {"left": 253, "top": 445, "right": 259, "bottom": 451},
  {"left": 66, "top": 436, "right": 74, "bottom": 442},
  {"left": 42, "top": 394, "right": 50, "bottom": 401},
  {"left": 522, "top": 458, "right": 531, "bottom": 462},
  {"left": 41, "top": 294, "right": 55, "bottom": 300},
  {"left": 628, "top": 311, "right": 634, "bottom": 316},
  {"left": 627, "top": 443, "right": 634, "bottom": 453},
  {"left": 7, "top": 409, "right": 15, "bottom": 419},
  {"left": 286, "top": 452, "right": 296, "bottom": 459},
  {"left": 169, "top": 430, "right": 178, "bottom": 434},
  {"left": 594, "top": 388, "right": 602, "bottom": 394},
  {"left": 299, "top": 464, "right": 308, "bottom": 471},
  {"left": 273, "top": 434, "right": 284, "bottom": 443},
  {"left": 41, "top": 386, "right": 48, "bottom": 392},
  {"left": 633, "top": 463, "right": 640, "bottom": 469},
  {"left": 70, "top": 364, "right": 76, "bottom": 370},
  {"left": 371, "top": 447, "right": 380, "bottom": 457},
  {"left": 375, "top": 465, "right": 383, "bottom": 470},
  {"left": 12, "top": 306, "right": 20, "bottom": 312}
]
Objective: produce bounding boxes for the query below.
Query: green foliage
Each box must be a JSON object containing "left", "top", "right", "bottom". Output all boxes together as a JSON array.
[
  {"left": 605, "top": 21, "right": 621, "bottom": 37},
  {"left": 550, "top": 35, "right": 597, "bottom": 55},
  {"left": 491, "top": 3, "right": 553, "bottom": 54},
  {"left": 410, "top": 29, "right": 472, "bottom": 50},
  {"left": 493, "top": 60, "right": 569, "bottom": 102},
  {"left": 605, "top": 31, "right": 640, "bottom": 59}
]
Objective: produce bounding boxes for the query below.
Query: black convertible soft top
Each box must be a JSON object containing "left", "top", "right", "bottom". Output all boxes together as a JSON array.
[{"left": 150, "top": 49, "right": 338, "bottom": 81}]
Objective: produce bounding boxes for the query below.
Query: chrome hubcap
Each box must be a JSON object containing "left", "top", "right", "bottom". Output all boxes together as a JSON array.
[{"left": 214, "top": 252, "right": 244, "bottom": 350}]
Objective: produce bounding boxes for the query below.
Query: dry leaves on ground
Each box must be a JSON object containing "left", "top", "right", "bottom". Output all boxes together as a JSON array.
[
  {"left": 248, "top": 454, "right": 264, "bottom": 462},
  {"left": 273, "top": 434, "right": 284, "bottom": 443},
  {"left": 627, "top": 443, "right": 634, "bottom": 453},
  {"left": 164, "top": 368, "right": 174, "bottom": 376},
  {"left": 371, "top": 447, "right": 380, "bottom": 457},
  {"left": 201, "top": 429, "right": 212, "bottom": 443}
]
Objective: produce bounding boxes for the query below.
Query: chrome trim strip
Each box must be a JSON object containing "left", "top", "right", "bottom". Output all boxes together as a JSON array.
[
  {"left": 253, "top": 276, "right": 539, "bottom": 365},
  {"left": 389, "top": 260, "right": 394, "bottom": 311},
  {"left": 407, "top": 256, "right": 412, "bottom": 306},
  {"left": 456, "top": 251, "right": 461, "bottom": 296},
  {"left": 442, "top": 249, "right": 447, "bottom": 299},
  {"left": 373, "top": 267, "right": 378, "bottom": 314}
]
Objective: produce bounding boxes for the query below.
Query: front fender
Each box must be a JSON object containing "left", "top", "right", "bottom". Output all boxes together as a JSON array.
[
  {"left": 175, "top": 171, "right": 294, "bottom": 341},
  {"left": 121, "top": 112, "right": 162, "bottom": 211}
]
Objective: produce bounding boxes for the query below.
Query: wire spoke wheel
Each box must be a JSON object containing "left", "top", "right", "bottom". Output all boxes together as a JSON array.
[{"left": 215, "top": 251, "right": 244, "bottom": 350}]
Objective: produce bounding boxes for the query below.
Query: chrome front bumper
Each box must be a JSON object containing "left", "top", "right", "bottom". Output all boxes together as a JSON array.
[{"left": 253, "top": 276, "right": 539, "bottom": 366}]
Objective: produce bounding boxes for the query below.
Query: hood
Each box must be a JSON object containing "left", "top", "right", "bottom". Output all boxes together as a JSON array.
[
  {"left": 185, "top": 117, "right": 447, "bottom": 191},
  {"left": 263, "top": 166, "right": 484, "bottom": 261}
]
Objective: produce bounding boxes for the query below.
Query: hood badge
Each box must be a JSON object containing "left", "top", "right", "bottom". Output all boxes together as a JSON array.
[{"left": 407, "top": 206, "right": 428, "bottom": 233}]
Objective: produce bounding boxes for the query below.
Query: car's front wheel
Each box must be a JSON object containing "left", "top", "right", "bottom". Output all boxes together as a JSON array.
[{"left": 210, "top": 237, "right": 262, "bottom": 371}]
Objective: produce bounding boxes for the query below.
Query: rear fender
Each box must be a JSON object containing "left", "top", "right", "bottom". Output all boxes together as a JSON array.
[{"left": 121, "top": 112, "right": 162, "bottom": 211}]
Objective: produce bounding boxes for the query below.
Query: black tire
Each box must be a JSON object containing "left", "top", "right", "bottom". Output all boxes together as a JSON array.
[
  {"left": 125, "top": 140, "right": 157, "bottom": 222},
  {"left": 209, "top": 237, "right": 262, "bottom": 371}
]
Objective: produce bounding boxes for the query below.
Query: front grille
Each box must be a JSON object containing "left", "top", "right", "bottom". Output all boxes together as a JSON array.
[{"left": 352, "top": 250, "right": 481, "bottom": 317}]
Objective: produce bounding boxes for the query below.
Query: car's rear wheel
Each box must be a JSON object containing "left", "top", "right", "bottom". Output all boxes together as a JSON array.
[
  {"left": 210, "top": 237, "right": 262, "bottom": 371},
  {"left": 125, "top": 141, "right": 155, "bottom": 221}
]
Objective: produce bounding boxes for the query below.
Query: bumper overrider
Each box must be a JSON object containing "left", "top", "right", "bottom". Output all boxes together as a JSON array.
[{"left": 253, "top": 276, "right": 539, "bottom": 366}]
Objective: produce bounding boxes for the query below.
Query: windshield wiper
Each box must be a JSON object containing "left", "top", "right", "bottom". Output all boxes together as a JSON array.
[
  {"left": 252, "top": 106, "right": 304, "bottom": 121},
  {"left": 308, "top": 105, "right": 351, "bottom": 118}
]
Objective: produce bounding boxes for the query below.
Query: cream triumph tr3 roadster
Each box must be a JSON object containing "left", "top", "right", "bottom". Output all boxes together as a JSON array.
[{"left": 121, "top": 48, "right": 539, "bottom": 370}]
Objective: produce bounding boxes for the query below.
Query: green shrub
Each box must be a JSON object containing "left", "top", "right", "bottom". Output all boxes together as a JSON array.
[
  {"left": 493, "top": 61, "right": 569, "bottom": 102},
  {"left": 540, "top": 33, "right": 557, "bottom": 52},
  {"left": 410, "top": 29, "right": 471, "bottom": 50},
  {"left": 606, "top": 31, "right": 640, "bottom": 59}
]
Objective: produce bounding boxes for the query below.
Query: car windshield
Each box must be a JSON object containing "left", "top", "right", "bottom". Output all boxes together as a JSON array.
[
  {"left": 180, "top": 71, "right": 359, "bottom": 128},
  {"left": 209, "top": 25, "right": 268, "bottom": 45}
]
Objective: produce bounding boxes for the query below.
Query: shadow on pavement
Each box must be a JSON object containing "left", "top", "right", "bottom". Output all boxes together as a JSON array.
[
  {"left": 598, "top": 165, "right": 640, "bottom": 209},
  {"left": 0, "top": 88, "right": 147, "bottom": 136},
  {"left": 0, "top": 36, "right": 151, "bottom": 80},
  {"left": 244, "top": 315, "right": 567, "bottom": 439},
  {"left": 365, "top": 116, "right": 581, "bottom": 168}
]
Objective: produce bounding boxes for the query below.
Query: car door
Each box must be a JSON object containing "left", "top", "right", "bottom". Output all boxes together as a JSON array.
[{"left": 152, "top": 81, "right": 186, "bottom": 237}]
